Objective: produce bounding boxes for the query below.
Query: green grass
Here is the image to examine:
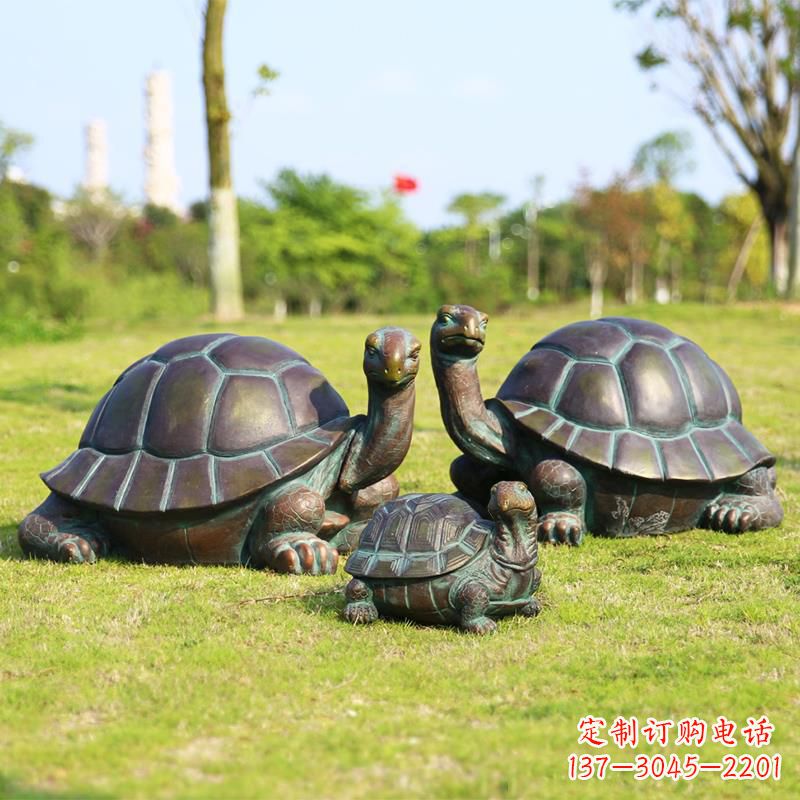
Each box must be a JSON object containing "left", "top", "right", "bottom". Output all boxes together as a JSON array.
[{"left": 1, "top": 303, "right": 798, "bottom": 799}]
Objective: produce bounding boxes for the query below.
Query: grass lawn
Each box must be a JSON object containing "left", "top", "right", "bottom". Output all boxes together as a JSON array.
[{"left": 1, "top": 303, "right": 798, "bottom": 799}]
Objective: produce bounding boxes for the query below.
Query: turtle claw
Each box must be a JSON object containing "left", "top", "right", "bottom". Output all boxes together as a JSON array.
[
  {"left": 462, "top": 616, "right": 497, "bottom": 635},
  {"left": 343, "top": 601, "right": 378, "bottom": 625},
  {"left": 537, "top": 512, "right": 584, "bottom": 546},
  {"left": 264, "top": 533, "right": 339, "bottom": 575},
  {"left": 702, "top": 500, "right": 756, "bottom": 533},
  {"left": 57, "top": 535, "right": 99, "bottom": 564},
  {"left": 519, "top": 598, "right": 542, "bottom": 618},
  {"left": 343, "top": 578, "right": 377, "bottom": 624},
  {"left": 19, "top": 496, "right": 111, "bottom": 564}
]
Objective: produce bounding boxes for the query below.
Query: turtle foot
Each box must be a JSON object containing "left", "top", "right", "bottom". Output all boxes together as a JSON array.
[
  {"left": 327, "top": 520, "right": 368, "bottom": 554},
  {"left": 537, "top": 512, "right": 584, "bottom": 546},
  {"left": 18, "top": 496, "right": 109, "bottom": 564},
  {"left": 702, "top": 499, "right": 757, "bottom": 533},
  {"left": 519, "top": 597, "right": 542, "bottom": 618},
  {"left": 461, "top": 616, "right": 498, "bottom": 635},
  {"left": 262, "top": 533, "right": 338, "bottom": 575},
  {"left": 343, "top": 578, "right": 377, "bottom": 623},
  {"left": 343, "top": 601, "right": 378, "bottom": 625},
  {"left": 42, "top": 532, "right": 102, "bottom": 564}
]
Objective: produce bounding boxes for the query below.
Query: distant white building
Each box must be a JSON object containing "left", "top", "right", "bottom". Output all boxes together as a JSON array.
[
  {"left": 5, "top": 165, "right": 27, "bottom": 183},
  {"left": 144, "top": 69, "right": 181, "bottom": 213},
  {"left": 83, "top": 118, "right": 109, "bottom": 201}
]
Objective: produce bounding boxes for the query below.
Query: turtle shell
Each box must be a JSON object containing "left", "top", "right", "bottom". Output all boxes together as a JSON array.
[
  {"left": 42, "top": 333, "right": 352, "bottom": 513},
  {"left": 495, "top": 317, "right": 773, "bottom": 483},
  {"left": 345, "top": 493, "right": 491, "bottom": 580}
]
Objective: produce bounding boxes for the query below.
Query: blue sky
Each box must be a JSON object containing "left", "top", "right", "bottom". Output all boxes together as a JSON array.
[{"left": 3, "top": 0, "right": 741, "bottom": 227}]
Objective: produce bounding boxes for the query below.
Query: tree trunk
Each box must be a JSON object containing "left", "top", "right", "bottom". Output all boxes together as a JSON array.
[
  {"left": 203, "top": 0, "right": 244, "bottom": 321},
  {"left": 789, "top": 142, "right": 800, "bottom": 297},
  {"left": 669, "top": 253, "right": 682, "bottom": 302},
  {"left": 526, "top": 211, "right": 540, "bottom": 301},
  {"left": 273, "top": 296, "right": 287, "bottom": 322},
  {"left": 770, "top": 216, "right": 789, "bottom": 296},
  {"left": 726, "top": 216, "right": 761, "bottom": 303},
  {"left": 587, "top": 246, "right": 606, "bottom": 318},
  {"left": 465, "top": 237, "right": 478, "bottom": 274},
  {"left": 627, "top": 259, "right": 644, "bottom": 304}
]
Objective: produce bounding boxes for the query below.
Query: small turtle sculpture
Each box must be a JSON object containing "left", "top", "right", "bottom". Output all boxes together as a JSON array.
[
  {"left": 19, "top": 328, "right": 420, "bottom": 574},
  {"left": 343, "top": 481, "right": 541, "bottom": 634},
  {"left": 431, "top": 305, "right": 783, "bottom": 545}
]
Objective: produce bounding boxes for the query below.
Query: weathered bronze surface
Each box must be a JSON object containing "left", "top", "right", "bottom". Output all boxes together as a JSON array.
[
  {"left": 430, "top": 305, "right": 783, "bottom": 545},
  {"left": 343, "top": 481, "right": 541, "bottom": 634},
  {"left": 19, "top": 328, "right": 420, "bottom": 574}
]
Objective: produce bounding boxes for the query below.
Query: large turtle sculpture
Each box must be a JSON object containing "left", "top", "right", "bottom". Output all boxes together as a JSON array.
[
  {"left": 19, "top": 328, "right": 420, "bottom": 574},
  {"left": 430, "top": 305, "right": 783, "bottom": 546},
  {"left": 343, "top": 481, "right": 541, "bottom": 634}
]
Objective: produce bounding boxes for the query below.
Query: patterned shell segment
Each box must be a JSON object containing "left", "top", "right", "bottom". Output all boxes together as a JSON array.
[
  {"left": 42, "top": 334, "right": 352, "bottom": 513},
  {"left": 345, "top": 493, "right": 491, "bottom": 580},
  {"left": 495, "top": 317, "right": 773, "bottom": 482}
]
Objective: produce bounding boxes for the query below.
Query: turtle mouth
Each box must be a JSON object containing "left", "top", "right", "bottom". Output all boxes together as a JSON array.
[
  {"left": 367, "top": 369, "right": 417, "bottom": 387},
  {"left": 440, "top": 334, "right": 485, "bottom": 353}
]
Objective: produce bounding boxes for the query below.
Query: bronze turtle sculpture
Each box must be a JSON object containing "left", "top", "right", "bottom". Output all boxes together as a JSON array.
[
  {"left": 343, "top": 481, "right": 541, "bottom": 634},
  {"left": 430, "top": 305, "right": 783, "bottom": 545},
  {"left": 19, "top": 328, "right": 420, "bottom": 574}
]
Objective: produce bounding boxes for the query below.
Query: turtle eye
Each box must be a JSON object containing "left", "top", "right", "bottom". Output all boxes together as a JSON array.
[
  {"left": 366, "top": 344, "right": 378, "bottom": 356},
  {"left": 479, "top": 317, "right": 488, "bottom": 330},
  {"left": 439, "top": 312, "right": 454, "bottom": 324}
]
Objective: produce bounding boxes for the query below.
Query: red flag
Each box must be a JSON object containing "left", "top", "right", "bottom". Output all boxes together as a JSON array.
[{"left": 393, "top": 174, "right": 418, "bottom": 193}]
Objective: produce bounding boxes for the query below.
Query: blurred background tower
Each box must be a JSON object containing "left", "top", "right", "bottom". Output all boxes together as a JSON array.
[
  {"left": 83, "top": 119, "right": 108, "bottom": 202},
  {"left": 144, "top": 69, "right": 180, "bottom": 213}
]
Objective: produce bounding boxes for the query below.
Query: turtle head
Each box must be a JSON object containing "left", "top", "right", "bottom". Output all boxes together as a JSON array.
[
  {"left": 487, "top": 481, "right": 538, "bottom": 569},
  {"left": 431, "top": 304, "right": 488, "bottom": 358},
  {"left": 363, "top": 327, "right": 421, "bottom": 388},
  {"left": 487, "top": 481, "right": 536, "bottom": 520}
]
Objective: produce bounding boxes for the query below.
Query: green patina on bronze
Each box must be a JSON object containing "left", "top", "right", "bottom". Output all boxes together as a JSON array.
[
  {"left": 431, "top": 306, "right": 783, "bottom": 545},
  {"left": 343, "top": 481, "right": 542, "bottom": 635},
  {"left": 19, "top": 328, "right": 420, "bottom": 575}
]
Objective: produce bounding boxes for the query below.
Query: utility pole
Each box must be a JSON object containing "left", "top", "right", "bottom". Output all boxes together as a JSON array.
[{"left": 525, "top": 175, "right": 545, "bottom": 301}]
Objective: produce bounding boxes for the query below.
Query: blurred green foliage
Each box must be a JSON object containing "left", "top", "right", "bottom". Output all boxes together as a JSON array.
[{"left": 0, "top": 160, "right": 777, "bottom": 340}]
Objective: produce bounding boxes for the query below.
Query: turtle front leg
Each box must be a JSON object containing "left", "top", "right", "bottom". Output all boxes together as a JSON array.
[
  {"left": 18, "top": 493, "right": 110, "bottom": 564},
  {"left": 454, "top": 581, "right": 497, "bottom": 635},
  {"left": 529, "top": 460, "right": 587, "bottom": 546},
  {"left": 327, "top": 475, "right": 400, "bottom": 554},
  {"left": 702, "top": 466, "right": 784, "bottom": 533},
  {"left": 249, "top": 487, "right": 338, "bottom": 575},
  {"left": 342, "top": 578, "right": 378, "bottom": 624}
]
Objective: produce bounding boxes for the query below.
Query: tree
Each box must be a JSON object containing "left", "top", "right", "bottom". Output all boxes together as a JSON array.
[
  {"left": 632, "top": 130, "right": 695, "bottom": 184},
  {"left": 574, "top": 175, "right": 650, "bottom": 305},
  {"left": 64, "top": 189, "right": 125, "bottom": 262},
  {"left": 718, "top": 191, "right": 770, "bottom": 299},
  {"left": 0, "top": 121, "right": 33, "bottom": 179},
  {"left": 202, "top": 0, "right": 243, "bottom": 321},
  {"left": 618, "top": 0, "right": 800, "bottom": 295},
  {"left": 447, "top": 192, "right": 505, "bottom": 273},
  {"left": 238, "top": 169, "right": 428, "bottom": 314},
  {"left": 632, "top": 130, "right": 696, "bottom": 300}
]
